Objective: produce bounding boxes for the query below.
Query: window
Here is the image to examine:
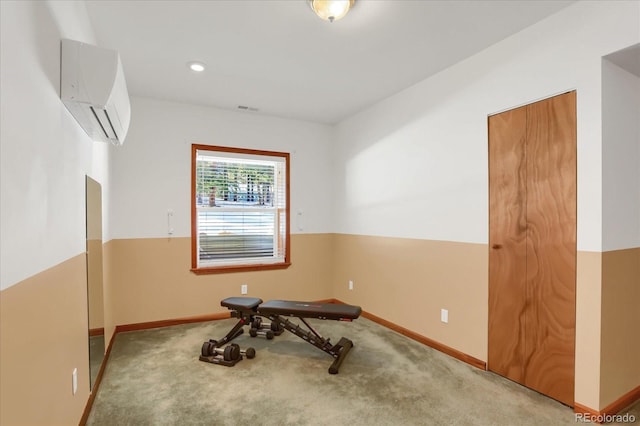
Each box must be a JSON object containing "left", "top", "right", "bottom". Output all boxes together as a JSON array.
[{"left": 191, "top": 144, "right": 290, "bottom": 273}]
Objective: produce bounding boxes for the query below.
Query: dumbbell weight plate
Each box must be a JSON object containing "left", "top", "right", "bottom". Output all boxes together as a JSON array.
[
  {"left": 251, "top": 317, "right": 262, "bottom": 329},
  {"left": 201, "top": 341, "right": 214, "bottom": 357},
  {"left": 223, "top": 344, "right": 241, "bottom": 361}
]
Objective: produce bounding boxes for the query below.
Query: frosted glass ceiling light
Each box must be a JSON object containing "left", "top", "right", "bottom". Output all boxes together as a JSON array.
[{"left": 309, "top": 0, "right": 354, "bottom": 23}]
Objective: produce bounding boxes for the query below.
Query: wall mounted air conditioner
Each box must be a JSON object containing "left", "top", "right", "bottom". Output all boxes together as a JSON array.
[{"left": 61, "top": 39, "right": 131, "bottom": 145}]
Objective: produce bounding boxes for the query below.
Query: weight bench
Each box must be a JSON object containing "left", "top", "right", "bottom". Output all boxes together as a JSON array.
[{"left": 200, "top": 297, "right": 362, "bottom": 374}]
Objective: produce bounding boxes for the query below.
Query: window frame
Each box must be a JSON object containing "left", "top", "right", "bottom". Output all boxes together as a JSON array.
[{"left": 191, "top": 144, "right": 291, "bottom": 274}]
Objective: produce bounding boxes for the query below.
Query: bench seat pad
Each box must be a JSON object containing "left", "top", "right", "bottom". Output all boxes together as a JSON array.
[
  {"left": 258, "top": 300, "right": 361, "bottom": 321},
  {"left": 221, "top": 297, "right": 263, "bottom": 311}
]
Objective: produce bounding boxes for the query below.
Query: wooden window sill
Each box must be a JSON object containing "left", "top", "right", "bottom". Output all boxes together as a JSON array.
[{"left": 191, "top": 262, "right": 291, "bottom": 275}]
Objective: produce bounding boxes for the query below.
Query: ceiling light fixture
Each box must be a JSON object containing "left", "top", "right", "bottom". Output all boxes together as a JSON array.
[
  {"left": 309, "top": 0, "right": 354, "bottom": 23},
  {"left": 188, "top": 61, "right": 206, "bottom": 72}
]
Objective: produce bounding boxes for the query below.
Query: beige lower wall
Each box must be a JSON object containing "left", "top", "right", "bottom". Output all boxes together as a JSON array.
[
  {"left": 2, "top": 234, "right": 634, "bottom": 424},
  {"left": 330, "top": 234, "right": 620, "bottom": 411},
  {"left": 575, "top": 251, "right": 603, "bottom": 410},
  {"left": 331, "top": 234, "right": 488, "bottom": 361},
  {"left": 103, "top": 234, "right": 334, "bottom": 330},
  {"left": 0, "top": 254, "right": 89, "bottom": 426},
  {"left": 600, "top": 247, "right": 640, "bottom": 409}
]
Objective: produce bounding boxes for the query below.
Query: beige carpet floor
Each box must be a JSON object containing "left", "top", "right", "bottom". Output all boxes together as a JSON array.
[{"left": 86, "top": 317, "right": 639, "bottom": 425}]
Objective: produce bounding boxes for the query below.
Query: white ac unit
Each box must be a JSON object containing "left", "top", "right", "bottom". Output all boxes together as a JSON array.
[{"left": 60, "top": 39, "right": 131, "bottom": 145}]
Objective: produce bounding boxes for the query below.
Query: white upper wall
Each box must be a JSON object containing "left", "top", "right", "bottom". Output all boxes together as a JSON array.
[
  {"left": 0, "top": 0, "right": 111, "bottom": 291},
  {"left": 332, "top": 0, "right": 640, "bottom": 251},
  {"left": 109, "top": 96, "right": 334, "bottom": 239},
  {"left": 602, "top": 60, "right": 640, "bottom": 251},
  {"left": 3, "top": 1, "right": 638, "bottom": 292}
]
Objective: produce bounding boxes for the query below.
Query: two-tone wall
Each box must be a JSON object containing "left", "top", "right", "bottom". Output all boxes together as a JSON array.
[
  {"left": 331, "top": 0, "right": 639, "bottom": 412},
  {"left": 600, "top": 54, "right": 640, "bottom": 409},
  {"left": 0, "top": 1, "right": 110, "bottom": 425},
  {"left": 103, "top": 96, "right": 336, "bottom": 339},
  {"left": 2, "top": 1, "right": 638, "bottom": 425}
]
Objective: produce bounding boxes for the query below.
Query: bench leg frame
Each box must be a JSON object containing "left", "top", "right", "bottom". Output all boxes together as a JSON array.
[
  {"left": 203, "top": 305, "right": 356, "bottom": 374},
  {"left": 266, "top": 314, "right": 355, "bottom": 374}
]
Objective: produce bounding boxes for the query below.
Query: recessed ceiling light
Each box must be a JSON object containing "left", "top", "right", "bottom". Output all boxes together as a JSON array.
[{"left": 187, "top": 61, "right": 206, "bottom": 72}]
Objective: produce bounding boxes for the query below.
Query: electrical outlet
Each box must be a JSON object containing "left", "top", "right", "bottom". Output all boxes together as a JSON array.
[
  {"left": 348, "top": 280, "right": 353, "bottom": 290},
  {"left": 441, "top": 309, "right": 449, "bottom": 324},
  {"left": 72, "top": 368, "right": 78, "bottom": 395},
  {"left": 241, "top": 284, "right": 248, "bottom": 295}
]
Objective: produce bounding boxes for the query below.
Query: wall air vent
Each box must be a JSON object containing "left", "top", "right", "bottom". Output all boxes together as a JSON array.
[{"left": 237, "top": 105, "right": 259, "bottom": 112}]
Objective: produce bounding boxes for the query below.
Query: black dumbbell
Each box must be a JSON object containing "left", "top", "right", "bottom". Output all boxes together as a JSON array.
[
  {"left": 202, "top": 341, "right": 256, "bottom": 359},
  {"left": 249, "top": 328, "right": 275, "bottom": 339},
  {"left": 201, "top": 342, "right": 241, "bottom": 361},
  {"left": 251, "top": 317, "right": 263, "bottom": 329},
  {"left": 269, "top": 322, "right": 283, "bottom": 332},
  {"left": 241, "top": 347, "right": 256, "bottom": 359},
  {"left": 251, "top": 318, "right": 282, "bottom": 333}
]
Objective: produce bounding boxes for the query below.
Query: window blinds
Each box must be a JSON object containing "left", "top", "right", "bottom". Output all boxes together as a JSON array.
[{"left": 194, "top": 148, "right": 287, "bottom": 267}]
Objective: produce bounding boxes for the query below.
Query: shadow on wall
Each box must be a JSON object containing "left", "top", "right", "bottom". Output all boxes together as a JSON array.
[{"left": 32, "top": 2, "right": 62, "bottom": 95}]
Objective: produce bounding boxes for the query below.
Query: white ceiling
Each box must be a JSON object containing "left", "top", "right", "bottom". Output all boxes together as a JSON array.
[{"left": 85, "top": 0, "right": 575, "bottom": 124}]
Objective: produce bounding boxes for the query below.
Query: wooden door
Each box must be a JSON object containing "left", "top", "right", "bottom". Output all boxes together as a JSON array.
[
  {"left": 488, "top": 92, "right": 576, "bottom": 407},
  {"left": 488, "top": 106, "right": 528, "bottom": 384}
]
